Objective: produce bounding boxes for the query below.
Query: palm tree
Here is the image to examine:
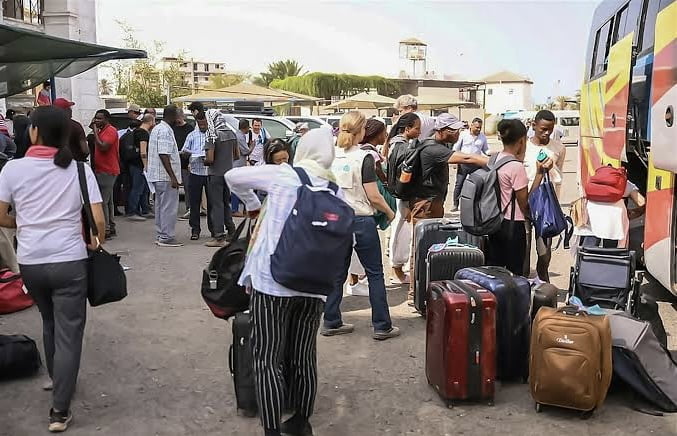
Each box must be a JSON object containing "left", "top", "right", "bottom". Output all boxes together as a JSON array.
[
  {"left": 256, "top": 59, "right": 304, "bottom": 86},
  {"left": 555, "top": 95, "right": 568, "bottom": 110},
  {"left": 99, "top": 79, "right": 113, "bottom": 95}
]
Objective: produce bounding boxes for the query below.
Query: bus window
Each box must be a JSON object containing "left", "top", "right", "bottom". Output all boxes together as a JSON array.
[
  {"left": 614, "top": 0, "right": 642, "bottom": 42},
  {"left": 638, "top": 0, "right": 660, "bottom": 53},
  {"left": 591, "top": 18, "right": 614, "bottom": 77}
]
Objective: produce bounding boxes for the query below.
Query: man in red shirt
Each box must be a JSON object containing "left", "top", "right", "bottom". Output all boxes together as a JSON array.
[{"left": 92, "top": 109, "right": 120, "bottom": 239}]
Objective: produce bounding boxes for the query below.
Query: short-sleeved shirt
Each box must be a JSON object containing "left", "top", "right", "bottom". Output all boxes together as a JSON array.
[
  {"left": 68, "top": 119, "right": 88, "bottom": 162},
  {"left": 94, "top": 124, "right": 120, "bottom": 176},
  {"left": 203, "top": 129, "right": 236, "bottom": 176},
  {"left": 147, "top": 121, "right": 182, "bottom": 183},
  {"left": 417, "top": 141, "right": 454, "bottom": 200},
  {"left": 496, "top": 151, "right": 528, "bottom": 221},
  {"left": 173, "top": 123, "right": 194, "bottom": 170},
  {"left": 249, "top": 128, "right": 269, "bottom": 164},
  {"left": 524, "top": 138, "right": 566, "bottom": 187},
  {"left": 131, "top": 128, "right": 150, "bottom": 168},
  {"left": 0, "top": 157, "right": 102, "bottom": 264},
  {"left": 183, "top": 129, "right": 209, "bottom": 176}
]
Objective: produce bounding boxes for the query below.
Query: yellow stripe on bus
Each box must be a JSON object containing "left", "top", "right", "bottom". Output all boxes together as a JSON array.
[{"left": 654, "top": 2, "right": 677, "bottom": 54}]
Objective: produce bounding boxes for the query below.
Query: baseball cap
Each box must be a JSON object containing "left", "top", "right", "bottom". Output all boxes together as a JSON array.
[
  {"left": 434, "top": 113, "right": 464, "bottom": 131},
  {"left": 127, "top": 103, "right": 141, "bottom": 113},
  {"left": 53, "top": 98, "right": 75, "bottom": 110}
]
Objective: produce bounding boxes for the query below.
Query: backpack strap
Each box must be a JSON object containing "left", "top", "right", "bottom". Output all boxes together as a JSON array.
[{"left": 293, "top": 167, "right": 339, "bottom": 194}]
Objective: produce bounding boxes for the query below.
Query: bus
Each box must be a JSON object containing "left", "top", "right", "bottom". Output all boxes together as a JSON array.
[{"left": 580, "top": 0, "right": 676, "bottom": 295}]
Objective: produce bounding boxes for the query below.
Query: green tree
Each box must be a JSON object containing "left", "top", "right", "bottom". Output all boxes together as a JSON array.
[
  {"left": 556, "top": 95, "right": 568, "bottom": 110},
  {"left": 208, "top": 73, "right": 248, "bottom": 89},
  {"left": 106, "top": 21, "right": 191, "bottom": 108},
  {"left": 271, "top": 72, "right": 402, "bottom": 100},
  {"left": 254, "top": 59, "right": 304, "bottom": 86}
]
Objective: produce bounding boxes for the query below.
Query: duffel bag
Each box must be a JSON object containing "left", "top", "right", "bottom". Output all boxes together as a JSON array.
[
  {"left": 0, "top": 269, "right": 32, "bottom": 314},
  {"left": 0, "top": 335, "right": 41, "bottom": 380}
]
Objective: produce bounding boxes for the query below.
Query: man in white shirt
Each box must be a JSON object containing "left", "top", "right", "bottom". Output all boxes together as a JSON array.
[
  {"left": 393, "top": 94, "right": 435, "bottom": 140},
  {"left": 147, "top": 105, "right": 183, "bottom": 247},
  {"left": 248, "top": 118, "right": 270, "bottom": 165},
  {"left": 523, "top": 110, "right": 566, "bottom": 281},
  {"left": 451, "top": 117, "right": 489, "bottom": 210},
  {"left": 181, "top": 112, "right": 211, "bottom": 240}
]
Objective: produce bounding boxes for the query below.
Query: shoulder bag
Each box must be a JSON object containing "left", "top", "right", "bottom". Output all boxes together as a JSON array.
[{"left": 77, "top": 162, "right": 128, "bottom": 307}]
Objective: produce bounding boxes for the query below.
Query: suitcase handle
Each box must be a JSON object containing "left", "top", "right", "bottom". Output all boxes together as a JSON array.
[
  {"left": 557, "top": 305, "right": 588, "bottom": 317},
  {"left": 228, "top": 345, "right": 234, "bottom": 376}
]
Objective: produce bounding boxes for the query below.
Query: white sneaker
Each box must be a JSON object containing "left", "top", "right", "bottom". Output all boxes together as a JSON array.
[{"left": 346, "top": 280, "right": 369, "bottom": 296}]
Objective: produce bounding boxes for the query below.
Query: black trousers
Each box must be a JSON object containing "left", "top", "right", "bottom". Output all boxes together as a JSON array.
[
  {"left": 207, "top": 175, "right": 235, "bottom": 239},
  {"left": 250, "top": 290, "right": 323, "bottom": 431},
  {"left": 188, "top": 173, "right": 209, "bottom": 234},
  {"left": 487, "top": 219, "right": 527, "bottom": 275}
]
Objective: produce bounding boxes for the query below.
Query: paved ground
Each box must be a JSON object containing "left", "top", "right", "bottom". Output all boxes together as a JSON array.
[{"left": 1, "top": 144, "right": 676, "bottom": 435}]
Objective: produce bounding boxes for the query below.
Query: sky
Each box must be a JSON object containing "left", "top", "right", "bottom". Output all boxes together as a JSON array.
[{"left": 96, "top": 0, "right": 603, "bottom": 103}]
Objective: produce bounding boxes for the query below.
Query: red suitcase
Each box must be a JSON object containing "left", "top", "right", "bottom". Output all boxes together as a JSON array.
[{"left": 426, "top": 280, "right": 497, "bottom": 407}]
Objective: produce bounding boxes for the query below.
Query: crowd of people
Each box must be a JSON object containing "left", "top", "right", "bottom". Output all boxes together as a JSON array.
[{"left": 1, "top": 92, "right": 632, "bottom": 435}]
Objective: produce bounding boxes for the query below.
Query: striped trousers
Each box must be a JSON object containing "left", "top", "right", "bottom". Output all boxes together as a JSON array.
[{"left": 250, "top": 290, "right": 323, "bottom": 431}]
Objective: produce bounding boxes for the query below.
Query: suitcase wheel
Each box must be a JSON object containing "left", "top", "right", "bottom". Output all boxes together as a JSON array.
[
  {"left": 487, "top": 399, "right": 494, "bottom": 407},
  {"left": 446, "top": 400, "right": 454, "bottom": 409},
  {"left": 535, "top": 402, "right": 542, "bottom": 413}
]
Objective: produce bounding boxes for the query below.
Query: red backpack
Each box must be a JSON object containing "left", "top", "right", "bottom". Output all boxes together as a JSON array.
[
  {"left": 584, "top": 166, "right": 627, "bottom": 202},
  {"left": 0, "top": 269, "right": 32, "bottom": 314}
]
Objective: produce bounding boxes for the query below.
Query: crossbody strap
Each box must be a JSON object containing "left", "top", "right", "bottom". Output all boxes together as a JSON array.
[
  {"left": 77, "top": 162, "right": 99, "bottom": 245},
  {"left": 293, "top": 167, "right": 338, "bottom": 194}
]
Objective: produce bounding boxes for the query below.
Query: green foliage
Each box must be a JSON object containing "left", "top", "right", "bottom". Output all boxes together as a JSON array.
[
  {"left": 208, "top": 73, "right": 248, "bottom": 89},
  {"left": 105, "top": 20, "right": 191, "bottom": 108},
  {"left": 99, "top": 79, "right": 113, "bottom": 95},
  {"left": 255, "top": 59, "right": 304, "bottom": 86},
  {"left": 270, "top": 73, "right": 402, "bottom": 100}
]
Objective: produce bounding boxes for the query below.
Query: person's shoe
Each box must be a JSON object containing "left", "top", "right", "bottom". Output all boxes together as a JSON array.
[
  {"left": 114, "top": 208, "right": 124, "bottom": 217},
  {"left": 128, "top": 215, "right": 146, "bottom": 222},
  {"left": 43, "top": 379, "right": 53, "bottom": 391},
  {"left": 190, "top": 232, "right": 200, "bottom": 241},
  {"left": 373, "top": 326, "right": 401, "bottom": 341},
  {"left": 205, "top": 238, "right": 226, "bottom": 248},
  {"left": 281, "top": 414, "right": 314, "bottom": 436},
  {"left": 157, "top": 239, "right": 183, "bottom": 247},
  {"left": 449, "top": 204, "right": 459, "bottom": 212},
  {"left": 104, "top": 232, "right": 115, "bottom": 241},
  {"left": 389, "top": 274, "right": 410, "bottom": 285},
  {"left": 346, "top": 280, "right": 369, "bottom": 296},
  {"left": 48, "top": 409, "right": 72, "bottom": 432},
  {"left": 108, "top": 228, "right": 117, "bottom": 237},
  {"left": 178, "top": 210, "right": 190, "bottom": 221},
  {"left": 320, "top": 323, "right": 354, "bottom": 337},
  {"left": 141, "top": 212, "right": 155, "bottom": 219},
  {"left": 200, "top": 209, "right": 207, "bottom": 217}
]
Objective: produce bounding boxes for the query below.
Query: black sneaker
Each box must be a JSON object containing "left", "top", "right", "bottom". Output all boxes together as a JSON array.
[
  {"left": 280, "top": 414, "right": 313, "bottom": 436},
  {"left": 48, "top": 409, "right": 72, "bottom": 432},
  {"left": 190, "top": 232, "right": 200, "bottom": 241}
]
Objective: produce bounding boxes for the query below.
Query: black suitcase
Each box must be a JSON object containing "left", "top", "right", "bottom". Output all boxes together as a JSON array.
[
  {"left": 530, "top": 282, "right": 559, "bottom": 320},
  {"left": 422, "top": 243, "right": 484, "bottom": 314},
  {"left": 0, "top": 335, "right": 41, "bottom": 380},
  {"left": 229, "top": 312, "right": 257, "bottom": 417}
]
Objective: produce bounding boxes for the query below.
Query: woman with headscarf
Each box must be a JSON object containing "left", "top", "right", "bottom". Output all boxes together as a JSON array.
[{"left": 226, "top": 126, "right": 338, "bottom": 436}]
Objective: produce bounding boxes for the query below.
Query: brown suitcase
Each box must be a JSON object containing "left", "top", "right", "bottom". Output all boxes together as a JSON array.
[{"left": 529, "top": 306, "right": 612, "bottom": 414}]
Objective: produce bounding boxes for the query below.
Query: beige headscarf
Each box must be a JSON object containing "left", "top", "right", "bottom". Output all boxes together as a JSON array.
[{"left": 294, "top": 126, "right": 336, "bottom": 182}]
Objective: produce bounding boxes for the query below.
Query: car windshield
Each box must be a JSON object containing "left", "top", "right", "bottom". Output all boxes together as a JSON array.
[{"left": 559, "top": 117, "right": 579, "bottom": 127}]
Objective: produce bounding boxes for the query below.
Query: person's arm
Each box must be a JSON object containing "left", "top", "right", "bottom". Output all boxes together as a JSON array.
[
  {"left": 555, "top": 145, "right": 566, "bottom": 173},
  {"left": 225, "top": 165, "right": 284, "bottom": 212},
  {"left": 452, "top": 135, "right": 463, "bottom": 152},
  {"left": 0, "top": 201, "right": 16, "bottom": 228},
  {"left": 231, "top": 137, "right": 240, "bottom": 160},
  {"left": 93, "top": 126, "right": 114, "bottom": 152},
  {"left": 204, "top": 145, "right": 215, "bottom": 166},
  {"left": 77, "top": 126, "right": 89, "bottom": 159},
  {"left": 3, "top": 137, "right": 16, "bottom": 157},
  {"left": 449, "top": 151, "right": 489, "bottom": 166},
  {"left": 157, "top": 130, "right": 179, "bottom": 188},
  {"left": 88, "top": 202, "right": 106, "bottom": 249},
  {"left": 364, "top": 182, "right": 395, "bottom": 221},
  {"left": 514, "top": 187, "right": 529, "bottom": 218},
  {"left": 627, "top": 189, "right": 646, "bottom": 220},
  {"left": 481, "top": 135, "right": 490, "bottom": 155}
]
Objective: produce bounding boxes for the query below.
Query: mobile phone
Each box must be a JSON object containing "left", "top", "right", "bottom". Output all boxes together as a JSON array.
[{"left": 537, "top": 149, "right": 548, "bottom": 162}]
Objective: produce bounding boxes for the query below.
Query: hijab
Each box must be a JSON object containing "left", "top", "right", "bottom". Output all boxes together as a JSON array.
[{"left": 293, "top": 126, "right": 336, "bottom": 182}]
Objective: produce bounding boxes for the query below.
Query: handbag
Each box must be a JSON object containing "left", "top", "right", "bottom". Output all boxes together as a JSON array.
[
  {"left": 77, "top": 162, "right": 128, "bottom": 307},
  {"left": 0, "top": 268, "right": 32, "bottom": 314},
  {"left": 528, "top": 172, "right": 567, "bottom": 239}
]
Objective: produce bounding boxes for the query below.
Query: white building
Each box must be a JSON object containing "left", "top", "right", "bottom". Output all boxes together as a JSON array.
[
  {"left": 160, "top": 57, "right": 227, "bottom": 90},
  {"left": 1, "top": 0, "right": 100, "bottom": 124},
  {"left": 480, "top": 71, "right": 533, "bottom": 115}
]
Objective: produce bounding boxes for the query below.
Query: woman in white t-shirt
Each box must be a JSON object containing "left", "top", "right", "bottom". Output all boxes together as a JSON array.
[{"left": 0, "top": 106, "right": 105, "bottom": 433}]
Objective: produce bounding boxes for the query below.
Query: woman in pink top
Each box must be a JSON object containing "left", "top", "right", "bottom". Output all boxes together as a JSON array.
[{"left": 488, "top": 119, "right": 552, "bottom": 274}]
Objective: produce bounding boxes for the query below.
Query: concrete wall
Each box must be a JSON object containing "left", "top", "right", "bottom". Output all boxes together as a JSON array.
[
  {"left": 483, "top": 82, "right": 533, "bottom": 115},
  {"left": 43, "top": 0, "right": 101, "bottom": 125}
]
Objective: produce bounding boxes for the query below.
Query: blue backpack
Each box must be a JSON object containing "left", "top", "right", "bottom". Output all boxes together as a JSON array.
[{"left": 270, "top": 167, "right": 355, "bottom": 295}]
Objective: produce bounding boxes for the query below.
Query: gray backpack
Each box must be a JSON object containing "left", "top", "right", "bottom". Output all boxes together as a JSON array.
[{"left": 460, "top": 154, "right": 518, "bottom": 236}]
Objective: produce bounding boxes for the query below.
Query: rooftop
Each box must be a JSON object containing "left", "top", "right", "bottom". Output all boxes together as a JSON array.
[{"left": 481, "top": 70, "right": 533, "bottom": 84}]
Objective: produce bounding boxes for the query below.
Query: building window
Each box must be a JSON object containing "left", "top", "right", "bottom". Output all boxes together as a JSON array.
[
  {"left": 508, "top": 88, "right": 514, "bottom": 95},
  {"left": 205, "top": 64, "right": 209, "bottom": 72},
  {"left": 3, "top": 0, "right": 44, "bottom": 25},
  {"left": 487, "top": 88, "right": 493, "bottom": 96},
  {"left": 181, "top": 62, "right": 188, "bottom": 68},
  {"left": 193, "top": 63, "right": 198, "bottom": 71}
]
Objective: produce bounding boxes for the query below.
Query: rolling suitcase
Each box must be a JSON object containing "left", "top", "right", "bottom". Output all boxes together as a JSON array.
[
  {"left": 422, "top": 240, "right": 485, "bottom": 315},
  {"left": 426, "top": 280, "right": 496, "bottom": 407},
  {"left": 530, "top": 282, "right": 559, "bottom": 320},
  {"left": 413, "top": 219, "right": 486, "bottom": 314},
  {"left": 229, "top": 311, "right": 257, "bottom": 417},
  {"left": 530, "top": 306, "right": 612, "bottom": 414},
  {"left": 454, "top": 266, "right": 530, "bottom": 381}
]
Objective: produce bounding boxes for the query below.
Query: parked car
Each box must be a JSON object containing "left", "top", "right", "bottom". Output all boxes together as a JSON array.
[
  {"left": 285, "top": 116, "right": 331, "bottom": 130},
  {"left": 320, "top": 115, "right": 343, "bottom": 128},
  {"left": 107, "top": 108, "right": 198, "bottom": 131},
  {"left": 225, "top": 112, "right": 296, "bottom": 139}
]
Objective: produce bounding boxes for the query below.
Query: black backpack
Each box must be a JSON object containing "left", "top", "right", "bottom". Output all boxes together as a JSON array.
[
  {"left": 386, "top": 137, "right": 429, "bottom": 200},
  {"left": 201, "top": 219, "right": 252, "bottom": 319},
  {"left": 0, "top": 335, "right": 41, "bottom": 380},
  {"left": 119, "top": 129, "right": 139, "bottom": 163}
]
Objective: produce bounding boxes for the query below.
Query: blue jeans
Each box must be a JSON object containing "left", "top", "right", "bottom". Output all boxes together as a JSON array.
[
  {"left": 127, "top": 165, "right": 149, "bottom": 216},
  {"left": 323, "top": 216, "right": 392, "bottom": 332},
  {"left": 231, "top": 193, "right": 241, "bottom": 213}
]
